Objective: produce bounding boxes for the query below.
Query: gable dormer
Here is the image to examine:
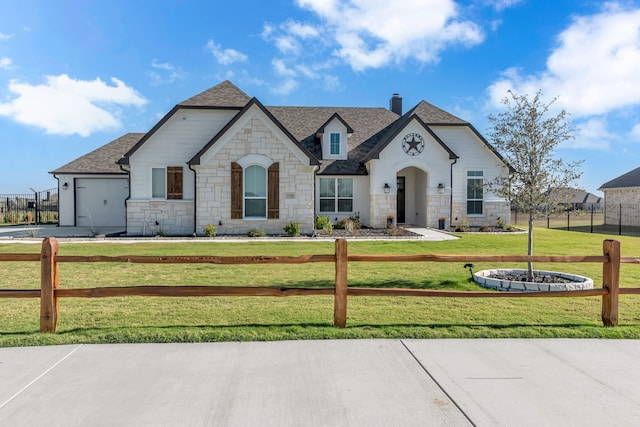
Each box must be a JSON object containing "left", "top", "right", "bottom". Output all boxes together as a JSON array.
[{"left": 316, "top": 113, "right": 353, "bottom": 160}]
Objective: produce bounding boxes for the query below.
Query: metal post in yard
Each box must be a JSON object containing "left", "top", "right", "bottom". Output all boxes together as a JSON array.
[
  {"left": 590, "top": 204, "right": 594, "bottom": 234},
  {"left": 567, "top": 211, "right": 570, "bottom": 231},
  {"left": 619, "top": 204, "right": 622, "bottom": 236}
]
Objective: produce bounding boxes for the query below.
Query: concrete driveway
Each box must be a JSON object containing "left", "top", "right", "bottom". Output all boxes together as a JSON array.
[{"left": 1, "top": 339, "right": 639, "bottom": 426}]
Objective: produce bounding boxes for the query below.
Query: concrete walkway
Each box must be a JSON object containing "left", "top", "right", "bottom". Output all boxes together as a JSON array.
[
  {"left": 1, "top": 339, "right": 639, "bottom": 426},
  {"left": 0, "top": 224, "right": 457, "bottom": 242}
]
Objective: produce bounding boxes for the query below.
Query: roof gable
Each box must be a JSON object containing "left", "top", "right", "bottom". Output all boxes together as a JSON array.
[
  {"left": 189, "top": 98, "right": 319, "bottom": 166},
  {"left": 364, "top": 110, "right": 458, "bottom": 162},
  {"left": 50, "top": 133, "right": 144, "bottom": 175},
  {"left": 178, "top": 80, "right": 250, "bottom": 108},
  {"left": 599, "top": 166, "right": 640, "bottom": 190},
  {"left": 316, "top": 113, "right": 354, "bottom": 135}
]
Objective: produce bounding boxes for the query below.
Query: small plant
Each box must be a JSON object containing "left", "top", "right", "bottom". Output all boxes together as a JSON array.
[
  {"left": 348, "top": 212, "right": 361, "bottom": 229},
  {"left": 479, "top": 225, "right": 491, "bottom": 232},
  {"left": 456, "top": 219, "right": 469, "bottom": 232},
  {"left": 247, "top": 227, "right": 267, "bottom": 237},
  {"left": 283, "top": 221, "right": 300, "bottom": 237},
  {"left": 316, "top": 215, "right": 333, "bottom": 233},
  {"left": 203, "top": 223, "right": 217, "bottom": 237}
]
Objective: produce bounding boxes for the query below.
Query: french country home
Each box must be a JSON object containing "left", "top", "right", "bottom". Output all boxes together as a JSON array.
[{"left": 51, "top": 80, "right": 512, "bottom": 236}]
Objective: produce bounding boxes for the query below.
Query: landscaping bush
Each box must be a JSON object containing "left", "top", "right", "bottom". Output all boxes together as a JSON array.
[
  {"left": 316, "top": 216, "right": 333, "bottom": 233},
  {"left": 203, "top": 223, "right": 217, "bottom": 237},
  {"left": 283, "top": 221, "right": 300, "bottom": 237},
  {"left": 247, "top": 227, "right": 267, "bottom": 237}
]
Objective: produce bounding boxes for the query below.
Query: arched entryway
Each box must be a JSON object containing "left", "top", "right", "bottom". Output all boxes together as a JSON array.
[{"left": 396, "top": 166, "right": 428, "bottom": 226}]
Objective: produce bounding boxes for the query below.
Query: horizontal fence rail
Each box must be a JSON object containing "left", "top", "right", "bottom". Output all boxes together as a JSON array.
[{"left": 0, "top": 237, "right": 635, "bottom": 333}]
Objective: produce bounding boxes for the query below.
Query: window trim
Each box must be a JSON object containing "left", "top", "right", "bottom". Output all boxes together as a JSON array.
[
  {"left": 330, "top": 133, "right": 340, "bottom": 155},
  {"left": 243, "top": 164, "right": 267, "bottom": 219},
  {"left": 319, "top": 177, "right": 354, "bottom": 214},
  {"left": 466, "top": 170, "right": 484, "bottom": 216},
  {"left": 151, "top": 167, "right": 166, "bottom": 199}
]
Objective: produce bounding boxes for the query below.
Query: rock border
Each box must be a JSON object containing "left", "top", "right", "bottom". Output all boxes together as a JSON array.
[{"left": 473, "top": 269, "right": 594, "bottom": 292}]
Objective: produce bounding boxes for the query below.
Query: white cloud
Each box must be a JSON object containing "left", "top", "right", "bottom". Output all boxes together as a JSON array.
[
  {"left": 0, "top": 32, "right": 14, "bottom": 41},
  {"left": 571, "top": 118, "right": 616, "bottom": 150},
  {"left": 0, "top": 57, "right": 12, "bottom": 69},
  {"left": 488, "top": 3, "right": 640, "bottom": 117},
  {"left": 631, "top": 123, "right": 640, "bottom": 141},
  {"left": 0, "top": 74, "right": 147, "bottom": 137},
  {"left": 294, "top": 0, "right": 484, "bottom": 71},
  {"left": 483, "top": 0, "right": 523, "bottom": 11},
  {"left": 206, "top": 40, "right": 248, "bottom": 65},
  {"left": 150, "top": 59, "right": 184, "bottom": 85}
]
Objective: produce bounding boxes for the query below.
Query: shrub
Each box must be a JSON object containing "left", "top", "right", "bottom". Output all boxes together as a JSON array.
[
  {"left": 203, "top": 223, "right": 217, "bottom": 237},
  {"left": 316, "top": 216, "right": 333, "bottom": 233},
  {"left": 348, "top": 212, "right": 361, "bottom": 229},
  {"left": 283, "top": 221, "right": 300, "bottom": 237},
  {"left": 456, "top": 219, "right": 469, "bottom": 232},
  {"left": 247, "top": 227, "right": 267, "bottom": 237}
]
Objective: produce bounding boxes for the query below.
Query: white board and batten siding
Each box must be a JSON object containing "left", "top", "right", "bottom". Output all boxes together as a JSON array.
[{"left": 128, "top": 109, "right": 237, "bottom": 200}]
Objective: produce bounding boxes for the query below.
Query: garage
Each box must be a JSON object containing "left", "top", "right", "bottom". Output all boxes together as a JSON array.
[{"left": 75, "top": 178, "right": 128, "bottom": 227}]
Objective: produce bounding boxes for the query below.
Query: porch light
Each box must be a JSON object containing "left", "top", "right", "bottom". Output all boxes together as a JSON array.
[
  {"left": 437, "top": 183, "right": 445, "bottom": 194},
  {"left": 62, "top": 182, "right": 68, "bottom": 190},
  {"left": 384, "top": 183, "right": 391, "bottom": 194}
]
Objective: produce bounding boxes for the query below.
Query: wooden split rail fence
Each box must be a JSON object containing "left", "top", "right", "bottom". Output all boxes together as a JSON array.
[{"left": 1, "top": 237, "right": 639, "bottom": 333}]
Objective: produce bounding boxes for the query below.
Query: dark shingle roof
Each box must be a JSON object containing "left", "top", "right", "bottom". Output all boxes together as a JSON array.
[
  {"left": 410, "top": 100, "right": 468, "bottom": 124},
  {"left": 599, "top": 166, "right": 640, "bottom": 190},
  {"left": 50, "top": 133, "right": 144, "bottom": 174},
  {"left": 178, "top": 80, "right": 250, "bottom": 108},
  {"left": 266, "top": 106, "right": 400, "bottom": 174}
]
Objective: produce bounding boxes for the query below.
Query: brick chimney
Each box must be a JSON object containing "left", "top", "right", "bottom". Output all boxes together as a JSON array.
[{"left": 390, "top": 93, "right": 402, "bottom": 115}]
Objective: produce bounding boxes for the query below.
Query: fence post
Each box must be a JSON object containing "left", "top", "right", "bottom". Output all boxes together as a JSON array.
[
  {"left": 601, "top": 239, "right": 620, "bottom": 327},
  {"left": 40, "top": 237, "right": 59, "bottom": 333},
  {"left": 334, "top": 238, "right": 348, "bottom": 328}
]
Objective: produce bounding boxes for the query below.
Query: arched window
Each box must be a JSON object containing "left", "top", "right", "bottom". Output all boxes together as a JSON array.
[{"left": 244, "top": 165, "right": 267, "bottom": 217}]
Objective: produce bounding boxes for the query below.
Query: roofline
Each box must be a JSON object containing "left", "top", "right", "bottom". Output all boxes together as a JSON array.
[
  {"left": 316, "top": 112, "right": 354, "bottom": 135},
  {"left": 364, "top": 114, "right": 459, "bottom": 162},
  {"left": 189, "top": 97, "right": 320, "bottom": 166},
  {"left": 48, "top": 171, "right": 128, "bottom": 176},
  {"left": 117, "top": 105, "right": 243, "bottom": 165}
]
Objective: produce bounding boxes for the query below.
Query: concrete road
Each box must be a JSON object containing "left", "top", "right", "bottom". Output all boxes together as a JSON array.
[{"left": 1, "top": 339, "right": 639, "bottom": 426}]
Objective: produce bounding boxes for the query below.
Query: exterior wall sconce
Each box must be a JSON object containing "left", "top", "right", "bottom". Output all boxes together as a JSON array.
[
  {"left": 384, "top": 183, "right": 391, "bottom": 194},
  {"left": 62, "top": 182, "right": 68, "bottom": 190},
  {"left": 437, "top": 183, "right": 445, "bottom": 194}
]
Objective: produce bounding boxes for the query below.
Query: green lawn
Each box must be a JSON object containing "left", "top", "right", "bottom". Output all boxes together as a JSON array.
[{"left": 2, "top": 228, "right": 640, "bottom": 347}]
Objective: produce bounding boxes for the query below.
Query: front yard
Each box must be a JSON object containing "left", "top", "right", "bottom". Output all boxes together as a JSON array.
[{"left": 2, "top": 228, "right": 640, "bottom": 346}]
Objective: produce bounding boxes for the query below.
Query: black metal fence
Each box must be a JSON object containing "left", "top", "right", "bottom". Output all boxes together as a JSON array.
[
  {"left": 512, "top": 204, "right": 640, "bottom": 237},
  {"left": 0, "top": 188, "right": 58, "bottom": 225}
]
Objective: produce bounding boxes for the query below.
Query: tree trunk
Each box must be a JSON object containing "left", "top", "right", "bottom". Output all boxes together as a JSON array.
[{"left": 527, "top": 213, "right": 534, "bottom": 280}]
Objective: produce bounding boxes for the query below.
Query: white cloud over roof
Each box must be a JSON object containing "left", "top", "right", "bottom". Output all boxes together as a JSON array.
[
  {"left": 488, "top": 3, "right": 640, "bottom": 117},
  {"left": 206, "top": 40, "right": 248, "bottom": 65},
  {"left": 0, "top": 74, "right": 147, "bottom": 137}
]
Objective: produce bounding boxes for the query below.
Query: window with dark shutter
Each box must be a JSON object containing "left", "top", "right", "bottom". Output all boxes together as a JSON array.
[
  {"left": 268, "top": 162, "right": 279, "bottom": 219},
  {"left": 231, "top": 162, "right": 243, "bottom": 219},
  {"left": 167, "top": 167, "right": 183, "bottom": 199}
]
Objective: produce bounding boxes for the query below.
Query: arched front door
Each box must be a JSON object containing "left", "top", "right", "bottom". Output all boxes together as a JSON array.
[{"left": 396, "top": 166, "right": 428, "bottom": 226}]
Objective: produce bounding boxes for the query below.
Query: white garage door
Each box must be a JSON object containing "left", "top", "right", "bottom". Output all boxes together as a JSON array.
[{"left": 76, "top": 178, "right": 128, "bottom": 227}]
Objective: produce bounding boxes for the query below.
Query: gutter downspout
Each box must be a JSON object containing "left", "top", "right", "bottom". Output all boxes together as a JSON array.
[
  {"left": 188, "top": 163, "right": 197, "bottom": 236},
  {"left": 119, "top": 163, "right": 131, "bottom": 234},
  {"left": 449, "top": 158, "right": 457, "bottom": 226}
]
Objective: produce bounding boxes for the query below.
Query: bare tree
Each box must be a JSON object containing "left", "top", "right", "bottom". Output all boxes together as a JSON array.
[{"left": 487, "top": 90, "right": 582, "bottom": 279}]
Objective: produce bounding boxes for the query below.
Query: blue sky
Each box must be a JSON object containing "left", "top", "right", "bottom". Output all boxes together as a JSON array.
[{"left": 1, "top": 0, "right": 640, "bottom": 195}]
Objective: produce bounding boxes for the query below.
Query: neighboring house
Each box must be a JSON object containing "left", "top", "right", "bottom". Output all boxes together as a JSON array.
[
  {"left": 50, "top": 80, "right": 512, "bottom": 236},
  {"left": 545, "top": 187, "right": 603, "bottom": 211},
  {"left": 599, "top": 166, "right": 640, "bottom": 226}
]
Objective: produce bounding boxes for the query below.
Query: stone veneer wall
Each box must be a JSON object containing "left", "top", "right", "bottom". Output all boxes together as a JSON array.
[
  {"left": 196, "top": 116, "right": 316, "bottom": 236},
  {"left": 370, "top": 194, "right": 395, "bottom": 228},
  {"left": 603, "top": 188, "right": 640, "bottom": 226},
  {"left": 126, "top": 200, "right": 194, "bottom": 236},
  {"left": 451, "top": 201, "right": 511, "bottom": 227}
]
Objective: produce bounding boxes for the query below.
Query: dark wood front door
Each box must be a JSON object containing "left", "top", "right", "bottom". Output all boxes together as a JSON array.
[{"left": 396, "top": 176, "right": 405, "bottom": 223}]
